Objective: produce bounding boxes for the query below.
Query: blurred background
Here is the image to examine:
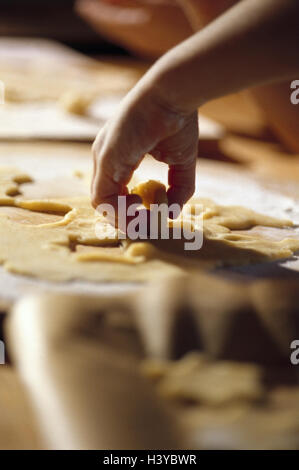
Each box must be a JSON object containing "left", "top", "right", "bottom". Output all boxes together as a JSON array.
[
  {"left": 0, "top": 0, "right": 193, "bottom": 57},
  {"left": 0, "top": 0, "right": 114, "bottom": 53}
]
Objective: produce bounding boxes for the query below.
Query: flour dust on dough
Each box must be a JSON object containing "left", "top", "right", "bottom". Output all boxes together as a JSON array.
[{"left": 0, "top": 168, "right": 298, "bottom": 282}]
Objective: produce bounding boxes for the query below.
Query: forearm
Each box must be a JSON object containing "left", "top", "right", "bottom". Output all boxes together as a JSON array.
[{"left": 142, "top": 0, "right": 299, "bottom": 112}]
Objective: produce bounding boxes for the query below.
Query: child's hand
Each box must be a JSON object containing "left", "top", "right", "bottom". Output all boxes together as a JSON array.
[
  {"left": 91, "top": 0, "right": 299, "bottom": 218},
  {"left": 91, "top": 85, "right": 198, "bottom": 213}
]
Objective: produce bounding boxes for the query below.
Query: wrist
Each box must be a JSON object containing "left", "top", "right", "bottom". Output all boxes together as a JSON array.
[{"left": 144, "top": 48, "right": 206, "bottom": 116}]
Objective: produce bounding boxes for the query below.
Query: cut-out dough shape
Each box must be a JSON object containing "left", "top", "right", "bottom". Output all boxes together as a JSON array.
[{"left": 0, "top": 169, "right": 298, "bottom": 282}]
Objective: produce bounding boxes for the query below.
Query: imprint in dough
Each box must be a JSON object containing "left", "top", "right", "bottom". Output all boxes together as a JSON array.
[{"left": 0, "top": 169, "right": 298, "bottom": 282}]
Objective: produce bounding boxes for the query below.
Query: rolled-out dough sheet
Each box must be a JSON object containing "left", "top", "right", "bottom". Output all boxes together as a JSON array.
[
  {"left": 0, "top": 38, "right": 141, "bottom": 141},
  {"left": 0, "top": 167, "right": 298, "bottom": 284}
]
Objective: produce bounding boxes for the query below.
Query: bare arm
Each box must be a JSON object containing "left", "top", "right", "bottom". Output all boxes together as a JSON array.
[
  {"left": 92, "top": 0, "right": 299, "bottom": 212},
  {"left": 151, "top": 0, "right": 299, "bottom": 111}
]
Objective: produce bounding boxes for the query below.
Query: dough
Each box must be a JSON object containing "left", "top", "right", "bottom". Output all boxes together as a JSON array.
[
  {"left": 142, "top": 354, "right": 299, "bottom": 449},
  {"left": 0, "top": 168, "right": 298, "bottom": 282},
  {"left": 142, "top": 353, "right": 265, "bottom": 406},
  {"left": 58, "top": 91, "right": 93, "bottom": 116},
  {"left": 0, "top": 62, "right": 139, "bottom": 103},
  {"left": 132, "top": 180, "right": 168, "bottom": 209}
]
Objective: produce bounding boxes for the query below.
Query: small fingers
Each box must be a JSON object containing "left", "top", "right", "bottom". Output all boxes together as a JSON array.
[
  {"left": 151, "top": 112, "right": 198, "bottom": 212},
  {"left": 92, "top": 153, "right": 141, "bottom": 209},
  {"left": 91, "top": 131, "right": 122, "bottom": 209},
  {"left": 91, "top": 127, "right": 144, "bottom": 218}
]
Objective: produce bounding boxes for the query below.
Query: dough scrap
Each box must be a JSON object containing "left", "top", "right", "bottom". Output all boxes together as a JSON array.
[
  {"left": 0, "top": 168, "right": 298, "bottom": 282},
  {"left": 58, "top": 91, "right": 93, "bottom": 116},
  {"left": 142, "top": 353, "right": 265, "bottom": 406}
]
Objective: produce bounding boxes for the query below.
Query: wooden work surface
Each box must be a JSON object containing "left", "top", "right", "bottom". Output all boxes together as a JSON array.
[{"left": 0, "top": 39, "right": 299, "bottom": 450}]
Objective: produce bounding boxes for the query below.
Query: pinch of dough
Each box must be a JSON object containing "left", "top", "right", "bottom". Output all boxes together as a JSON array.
[
  {"left": 132, "top": 180, "right": 168, "bottom": 209},
  {"left": 0, "top": 169, "right": 298, "bottom": 282}
]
